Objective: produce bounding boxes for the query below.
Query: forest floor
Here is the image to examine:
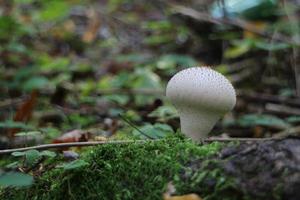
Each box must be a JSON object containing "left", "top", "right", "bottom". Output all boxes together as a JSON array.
[{"left": 0, "top": 0, "right": 299, "bottom": 199}]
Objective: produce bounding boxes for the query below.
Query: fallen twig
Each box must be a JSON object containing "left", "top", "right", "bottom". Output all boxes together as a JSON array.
[
  {"left": 0, "top": 137, "right": 284, "bottom": 155},
  {"left": 0, "top": 140, "right": 148, "bottom": 155}
]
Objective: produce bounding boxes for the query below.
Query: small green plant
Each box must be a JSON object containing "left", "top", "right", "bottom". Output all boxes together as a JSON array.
[
  {"left": 0, "top": 150, "right": 57, "bottom": 189},
  {"left": 11, "top": 150, "right": 56, "bottom": 169}
]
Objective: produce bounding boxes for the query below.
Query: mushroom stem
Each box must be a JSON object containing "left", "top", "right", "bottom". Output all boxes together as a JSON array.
[{"left": 180, "top": 109, "right": 220, "bottom": 141}]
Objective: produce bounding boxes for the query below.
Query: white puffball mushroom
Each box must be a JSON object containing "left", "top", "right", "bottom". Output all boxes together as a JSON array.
[{"left": 166, "top": 67, "right": 236, "bottom": 141}]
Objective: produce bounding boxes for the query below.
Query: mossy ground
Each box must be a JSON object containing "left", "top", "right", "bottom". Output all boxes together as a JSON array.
[{"left": 0, "top": 135, "right": 238, "bottom": 200}]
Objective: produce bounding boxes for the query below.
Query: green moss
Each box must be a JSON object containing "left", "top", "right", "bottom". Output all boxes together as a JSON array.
[
  {"left": 0, "top": 135, "right": 237, "bottom": 200},
  {"left": 175, "top": 158, "right": 241, "bottom": 200}
]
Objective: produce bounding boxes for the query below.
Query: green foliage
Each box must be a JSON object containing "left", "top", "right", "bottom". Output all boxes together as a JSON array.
[
  {"left": 15, "top": 131, "right": 41, "bottom": 137},
  {"left": 0, "top": 0, "right": 298, "bottom": 198},
  {"left": 35, "top": 1, "right": 70, "bottom": 22},
  {"left": 224, "top": 39, "right": 292, "bottom": 58},
  {"left": 0, "top": 16, "right": 19, "bottom": 40},
  {"left": 286, "top": 116, "right": 300, "bottom": 124},
  {"left": 0, "top": 121, "right": 33, "bottom": 130},
  {"left": 57, "top": 159, "right": 89, "bottom": 171},
  {"left": 132, "top": 123, "right": 174, "bottom": 139},
  {"left": 142, "top": 20, "right": 189, "bottom": 47},
  {"left": 116, "top": 53, "right": 152, "bottom": 64},
  {"left": 148, "top": 104, "right": 179, "bottom": 122},
  {"left": 11, "top": 150, "right": 56, "bottom": 168},
  {"left": 156, "top": 54, "right": 198, "bottom": 71},
  {"left": 236, "top": 114, "right": 290, "bottom": 129},
  {"left": 38, "top": 56, "right": 71, "bottom": 73},
  {"left": 23, "top": 76, "right": 49, "bottom": 91},
  {"left": 0, "top": 136, "right": 229, "bottom": 200},
  {"left": 0, "top": 172, "right": 33, "bottom": 187},
  {"left": 67, "top": 114, "right": 96, "bottom": 129}
]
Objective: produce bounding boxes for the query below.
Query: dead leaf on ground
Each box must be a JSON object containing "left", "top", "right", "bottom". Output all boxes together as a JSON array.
[
  {"left": 52, "top": 129, "right": 91, "bottom": 143},
  {"left": 82, "top": 9, "right": 101, "bottom": 43},
  {"left": 8, "top": 90, "right": 38, "bottom": 138}
]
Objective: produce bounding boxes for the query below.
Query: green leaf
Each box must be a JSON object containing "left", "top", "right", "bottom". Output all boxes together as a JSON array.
[
  {"left": 133, "top": 123, "right": 174, "bottom": 139},
  {"left": 6, "top": 162, "right": 19, "bottom": 169},
  {"left": 224, "top": 40, "right": 252, "bottom": 58},
  {"left": 0, "top": 16, "right": 19, "bottom": 40},
  {"left": 11, "top": 152, "right": 26, "bottom": 157},
  {"left": 148, "top": 105, "right": 179, "bottom": 122},
  {"left": 237, "top": 114, "right": 290, "bottom": 129},
  {"left": 131, "top": 69, "right": 162, "bottom": 106},
  {"left": 116, "top": 53, "right": 151, "bottom": 63},
  {"left": 59, "top": 160, "right": 89, "bottom": 170},
  {"left": 0, "top": 172, "right": 33, "bottom": 187},
  {"left": 0, "top": 121, "right": 33, "bottom": 129},
  {"left": 15, "top": 0, "right": 34, "bottom": 3},
  {"left": 24, "top": 150, "right": 41, "bottom": 166},
  {"left": 254, "top": 41, "right": 290, "bottom": 51},
  {"left": 38, "top": 1, "right": 69, "bottom": 22},
  {"left": 40, "top": 150, "right": 56, "bottom": 158},
  {"left": 144, "top": 35, "right": 173, "bottom": 45},
  {"left": 157, "top": 54, "right": 197, "bottom": 70},
  {"left": 142, "top": 20, "right": 173, "bottom": 31},
  {"left": 39, "top": 57, "right": 70, "bottom": 73},
  {"left": 15, "top": 131, "right": 41, "bottom": 137},
  {"left": 23, "top": 76, "right": 49, "bottom": 91},
  {"left": 286, "top": 116, "right": 300, "bottom": 124},
  {"left": 104, "top": 95, "right": 130, "bottom": 105}
]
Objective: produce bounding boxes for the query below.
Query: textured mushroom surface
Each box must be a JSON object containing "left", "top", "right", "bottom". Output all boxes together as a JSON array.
[{"left": 166, "top": 67, "right": 236, "bottom": 140}]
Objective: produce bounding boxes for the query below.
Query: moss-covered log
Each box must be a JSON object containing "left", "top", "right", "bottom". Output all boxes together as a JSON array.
[{"left": 1, "top": 136, "right": 300, "bottom": 200}]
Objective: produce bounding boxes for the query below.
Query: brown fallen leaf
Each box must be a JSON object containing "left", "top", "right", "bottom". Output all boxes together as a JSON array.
[
  {"left": 82, "top": 9, "right": 101, "bottom": 43},
  {"left": 52, "top": 129, "right": 91, "bottom": 144},
  {"left": 8, "top": 90, "right": 38, "bottom": 138}
]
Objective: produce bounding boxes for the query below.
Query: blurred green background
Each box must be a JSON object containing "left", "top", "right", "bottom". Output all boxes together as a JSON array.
[{"left": 0, "top": 0, "right": 299, "bottom": 151}]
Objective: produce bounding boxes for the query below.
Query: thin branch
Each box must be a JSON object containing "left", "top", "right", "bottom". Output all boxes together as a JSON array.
[
  {"left": 0, "top": 137, "right": 285, "bottom": 155},
  {"left": 118, "top": 114, "right": 155, "bottom": 139},
  {"left": 0, "top": 140, "right": 150, "bottom": 155}
]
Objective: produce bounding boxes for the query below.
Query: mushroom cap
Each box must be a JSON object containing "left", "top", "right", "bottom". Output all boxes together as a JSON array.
[{"left": 166, "top": 67, "right": 236, "bottom": 113}]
